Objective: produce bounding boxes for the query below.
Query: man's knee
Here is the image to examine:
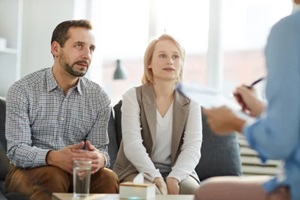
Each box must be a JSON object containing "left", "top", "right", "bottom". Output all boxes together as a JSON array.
[
  {"left": 100, "top": 168, "right": 118, "bottom": 181},
  {"left": 22, "top": 166, "right": 69, "bottom": 189},
  {"left": 38, "top": 166, "right": 69, "bottom": 183},
  {"left": 5, "top": 165, "right": 70, "bottom": 198},
  {"left": 90, "top": 168, "right": 119, "bottom": 193}
]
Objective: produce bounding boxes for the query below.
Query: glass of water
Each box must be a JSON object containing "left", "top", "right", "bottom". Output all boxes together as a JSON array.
[{"left": 73, "top": 160, "right": 92, "bottom": 197}]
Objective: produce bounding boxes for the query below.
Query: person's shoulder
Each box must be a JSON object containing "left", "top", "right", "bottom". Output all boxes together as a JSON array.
[
  {"left": 266, "top": 12, "right": 300, "bottom": 48},
  {"left": 81, "top": 77, "right": 101, "bottom": 89},
  {"left": 272, "top": 11, "right": 300, "bottom": 32},
  {"left": 10, "top": 68, "right": 49, "bottom": 90},
  {"left": 80, "top": 77, "right": 110, "bottom": 99},
  {"left": 285, "top": 10, "right": 300, "bottom": 23},
  {"left": 123, "top": 87, "right": 137, "bottom": 98}
]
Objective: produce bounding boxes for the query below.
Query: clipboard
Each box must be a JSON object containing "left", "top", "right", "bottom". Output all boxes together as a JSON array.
[{"left": 176, "top": 83, "right": 254, "bottom": 121}]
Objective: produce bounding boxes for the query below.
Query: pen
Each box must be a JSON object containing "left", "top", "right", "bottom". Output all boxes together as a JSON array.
[
  {"left": 246, "top": 77, "right": 265, "bottom": 89},
  {"left": 233, "top": 77, "right": 265, "bottom": 110}
]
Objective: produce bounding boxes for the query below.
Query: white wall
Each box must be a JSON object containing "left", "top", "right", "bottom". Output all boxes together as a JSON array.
[
  {"left": 20, "top": 0, "right": 77, "bottom": 77},
  {"left": 0, "top": 0, "right": 94, "bottom": 96}
]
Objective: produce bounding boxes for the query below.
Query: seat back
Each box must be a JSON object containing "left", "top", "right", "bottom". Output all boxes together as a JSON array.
[
  {"left": 0, "top": 98, "right": 10, "bottom": 182},
  {"left": 108, "top": 100, "right": 242, "bottom": 181},
  {"left": 107, "top": 109, "right": 119, "bottom": 169},
  {"left": 196, "top": 109, "right": 242, "bottom": 180},
  {"left": 0, "top": 98, "right": 6, "bottom": 151}
]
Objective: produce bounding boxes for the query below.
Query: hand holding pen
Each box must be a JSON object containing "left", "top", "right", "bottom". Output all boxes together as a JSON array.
[
  {"left": 244, "top": 77, "right": 265, "bottom": 89},
  {"left": 233, "top": 77, "right": 266, "bottom": 117}
]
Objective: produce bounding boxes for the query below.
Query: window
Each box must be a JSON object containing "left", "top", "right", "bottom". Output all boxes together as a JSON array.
[
  {"left": 222, "top": 0, "right": 291, "bottom": 94},
  {"left": 89, "top": 0, "right": 292, "bottom": 105}
]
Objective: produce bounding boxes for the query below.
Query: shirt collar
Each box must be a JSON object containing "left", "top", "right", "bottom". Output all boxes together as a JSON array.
[
  {"left": 77, "top": 79, "right": 84, "bottom": 95},
  {"left": 46, "top": 68, "right": 58, "bottom": 92},
  {"left": 46, "top": 67, "right": 84, "bottom": 95}
]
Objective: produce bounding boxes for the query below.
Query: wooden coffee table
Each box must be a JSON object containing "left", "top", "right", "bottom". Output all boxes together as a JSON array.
[{"left": 52, "top": 193, "right": 194, "bottom": 200}]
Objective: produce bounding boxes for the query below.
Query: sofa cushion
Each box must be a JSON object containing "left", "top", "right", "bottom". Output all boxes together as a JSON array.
[{"left": 196, "top": 108, "right": 242, "bottom": 181}]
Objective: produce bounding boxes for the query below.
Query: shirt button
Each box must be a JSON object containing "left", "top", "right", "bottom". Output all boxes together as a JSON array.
[{"left": 61, "top": 118, "right": 64, "bottom": 121}]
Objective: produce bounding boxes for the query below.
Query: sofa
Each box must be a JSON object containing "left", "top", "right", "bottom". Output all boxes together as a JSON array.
[
  {"left": 108, "top": 100, "right": 242, "bottom": 181},
  {"left": 0, "top": 98, "right": 242, "bottom": 199}
]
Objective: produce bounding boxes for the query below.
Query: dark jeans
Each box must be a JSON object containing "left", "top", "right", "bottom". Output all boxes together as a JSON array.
[{"left": 5, "top": 165, "right": 119, "bottom": 200}]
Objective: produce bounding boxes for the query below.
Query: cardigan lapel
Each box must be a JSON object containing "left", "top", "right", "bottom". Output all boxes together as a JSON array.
[
  {"left": 141, "top": 85, "right": 157, "bottom": 153},
  {"left": 171, "top": 90, "right": 190, "bottom": 165}
]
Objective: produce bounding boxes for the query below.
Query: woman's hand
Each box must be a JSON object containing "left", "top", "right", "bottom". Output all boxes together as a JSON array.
[
  {"left": 153, "top": 177, "right": 168, "bottom": 195},
  {"left": 166, "top": 177, "right": 179, "bottom": 194}
]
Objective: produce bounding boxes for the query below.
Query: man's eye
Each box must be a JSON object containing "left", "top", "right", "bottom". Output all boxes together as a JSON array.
[
  {"left": 90, "top": 46, "right": 95, "bottom": 53},
  {"left": 75, "top": 44, "right": 82, "bottom": 48}
]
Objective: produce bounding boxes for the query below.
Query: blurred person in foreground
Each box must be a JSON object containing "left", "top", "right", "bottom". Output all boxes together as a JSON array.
[
  {"left": 5, "top": 19, "right": 118, "bottom": 200},
  {"left": 194, "top": 1, "right": 300, "bottom": 199}
]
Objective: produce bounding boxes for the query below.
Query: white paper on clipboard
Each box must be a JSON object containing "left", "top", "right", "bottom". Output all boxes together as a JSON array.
[{"left": 176, "top": 83, "right": 255, "bottom": 121}]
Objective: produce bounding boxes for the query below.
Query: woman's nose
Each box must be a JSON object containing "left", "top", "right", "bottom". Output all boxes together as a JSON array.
[{"left": 167, "top": 57, "right": 173, "bottom": 65}]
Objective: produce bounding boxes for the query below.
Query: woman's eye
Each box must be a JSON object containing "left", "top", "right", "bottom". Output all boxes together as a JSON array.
[
  {"left": 172, "top": 55, "right": 180, "bottom": 59},
  {"left": 159, "top": 54, "right": 166, "bottom": 58}
]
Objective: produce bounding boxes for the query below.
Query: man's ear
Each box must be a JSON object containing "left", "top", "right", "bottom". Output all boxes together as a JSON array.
[{"left": 51, "top": 41, "right": 60, "bottom": 57}]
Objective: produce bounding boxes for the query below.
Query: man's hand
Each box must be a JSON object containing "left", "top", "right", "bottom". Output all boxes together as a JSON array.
[
  {"left": 153, "top": 177, "right": 168, "bottom": 195},
  {"left": 79, "top": 140, "right": 106, "bottom": 174},
  {"left": 166, "top": 177, "right": 179, "bottom": 194},
  {"left": 46, "top": 140, "right": 106, "bottom": 174},
  {"left": 46, "top": 141, "right": 85, "bottom": 173}
]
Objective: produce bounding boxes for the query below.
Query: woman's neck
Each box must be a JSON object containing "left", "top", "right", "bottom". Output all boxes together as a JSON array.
[
  {"left": 292, "top": 3, "right": 300, "bottom": 13},
  {"left": 153, "top": 81, "right": 175, "bottom": 98}
]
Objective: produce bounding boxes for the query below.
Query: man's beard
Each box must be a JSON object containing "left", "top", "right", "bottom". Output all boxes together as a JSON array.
[{"left": 59, "top": 51, "right": 89, "bottom": 77}]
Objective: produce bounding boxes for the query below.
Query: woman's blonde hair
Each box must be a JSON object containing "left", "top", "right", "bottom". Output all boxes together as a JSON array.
[{"left": 141, "top": 34, "right": 185, "bottom": 84}]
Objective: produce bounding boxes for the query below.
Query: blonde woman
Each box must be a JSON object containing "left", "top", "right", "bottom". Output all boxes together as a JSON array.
[{"left": 113, "top": 34, "right": 202, "bottom": 194}]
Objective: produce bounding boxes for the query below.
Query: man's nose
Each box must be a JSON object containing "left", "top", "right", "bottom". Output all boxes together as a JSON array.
[{"left": 82, "top": 47, "right": 92, "bottom": 60}]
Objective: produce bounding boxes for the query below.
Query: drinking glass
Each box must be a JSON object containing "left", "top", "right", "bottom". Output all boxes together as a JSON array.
[{"left": 73, "top": 160, "right": 91, "bottom": 197}]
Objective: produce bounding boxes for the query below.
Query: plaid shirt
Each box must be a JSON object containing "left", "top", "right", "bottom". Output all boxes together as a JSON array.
[{"left": 6, "top": 68, "right": 111, "bottom": 168}]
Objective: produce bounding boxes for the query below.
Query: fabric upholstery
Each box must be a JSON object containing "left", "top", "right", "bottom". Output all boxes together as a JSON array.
[
  {"left": 107, "top": 109, "right": 118, "bottom": 169},
  {"left": 0, "top": 98, "right": 9, "bottom": 200},
  {"left": 196, "top": 108, "right": 242, "bottom": 181},
  {"left": 0, "top": 98, "right": 9, "bottom": 181},
  {"left": 113, "top": 101, "right": 122, "bottom": 149},
  {"left": 0, "top": 98, "right": 29, "bottom": 200}
]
